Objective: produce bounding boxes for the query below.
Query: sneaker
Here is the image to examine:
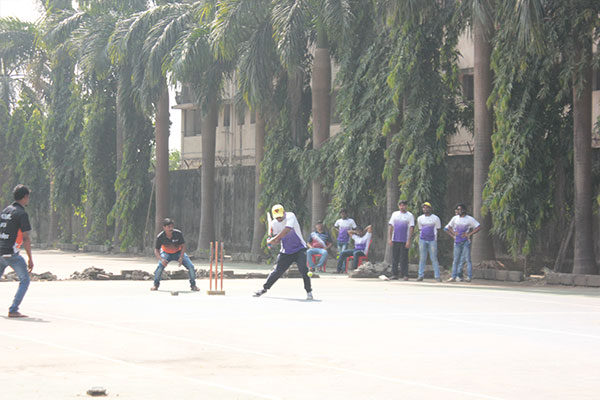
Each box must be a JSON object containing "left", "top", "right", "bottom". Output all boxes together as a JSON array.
[
  {"left": 403, "top": 276, "right": 409, "bottom": 281},
  {"left": 253, "top": 288, "right": 267, "bottom": 297},
  {"left": 416, "top": 277, "right": 424, "bottom": 282},
  {"left": 465, "top": 277, "right": 471, "bottom": 282},
  {"left": 435, "top": 277, "right": 442, "bottom": 282},
  {"left": 447, "top": 277, "right": 456, "bottom": 282},
  {"left": 150, "top": 286, "right": 158, "bottom": 291},
  {"left": 306, "top": 292, "right": 314, "bottom": 300},
  {"left": 191, "top": 286, "right": 200, "bottom": 291},
  {"left": 389, "top": 276, "right": 399, "bottom": 280},
  {"left": 456, "top": 277, "right": 463, "bottom": 282},
  {"left": 8, "top": 311, "right": 28, "bottom": 318}
]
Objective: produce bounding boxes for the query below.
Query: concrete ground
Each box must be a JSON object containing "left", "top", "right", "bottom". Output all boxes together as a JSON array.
[{"left": 1, "top": 250, "right": 599, "bottom": 399}]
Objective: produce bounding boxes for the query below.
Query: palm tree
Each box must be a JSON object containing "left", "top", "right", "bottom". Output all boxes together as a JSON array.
[
  {"left": 507, "top": 0, "right": 598, "bottom": 274},
  {"left": 211, "top": 0, "right": 281, "bottom": 253},
  {"left": 272, "top": 0, "right": 353, "bottom": 227},
  {"left": 464, "top": 0, "right": 496, "bottom": 263}
]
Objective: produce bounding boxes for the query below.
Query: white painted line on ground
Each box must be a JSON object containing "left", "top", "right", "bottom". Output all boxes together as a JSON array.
[
  {"left": 27, "top": 310, "right": 505, "bottom": 400},
  {"left": 0, "top": 330, "right": 281, "bottom": 400}
]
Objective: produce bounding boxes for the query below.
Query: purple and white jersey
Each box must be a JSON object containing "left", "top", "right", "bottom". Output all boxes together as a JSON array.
[
  {"left": 445, "top": 215, "right": 480, "bottom": 243},
  {"left": 352, "top": 232, "right": 372, "bottom": 252},
  {"left": 389, "top": 211, "right": 415, "bottom": 242},
  {"left": 334, "top": 218, "right": 357, "bottom": 243},
  {"left": 272, "top": 211, "right": 306, "bottom": 254},
  {"left": 417, "top": 214, "right": 441, "bottom": 241}
]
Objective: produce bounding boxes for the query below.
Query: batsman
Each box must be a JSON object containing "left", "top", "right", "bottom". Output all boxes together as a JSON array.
[{"left": 254, "top": 204, "right": 313, "bottom": 300}]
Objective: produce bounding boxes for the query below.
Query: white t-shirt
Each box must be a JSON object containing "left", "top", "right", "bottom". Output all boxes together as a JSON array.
[
  {"left": 351, "top": 232, "right": 372, "bottom": 252},
  {"left": 271, "top": 211, "right": 306, "bottom": 254},
  {"left": 388, "top": 211, "right": 415, "bottom": 242},
  {"left": 334, "top": 218, "right": 357, "bottom": 243},
  {"left": 445, "top": 215, "right": 480, "bottom": 243},
  {"left": 417, "top": 214, "right": 441, "bottom": 241}
]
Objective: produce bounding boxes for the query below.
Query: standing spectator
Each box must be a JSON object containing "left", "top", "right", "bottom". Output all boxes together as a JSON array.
[
  {"left": 151, "top": 218, "right": 199, "bottom": 292},
  {"left": 388, "top": 200, "right": 415, "bottom": 280},
  {"left": 416, "top": 202, "right": 441, "bottom": 282},
  {"left": 444, "top": 203, "right": 481, "bottom": 282},
  {"left": 254, "top": 204, "right": 313, "bottom": 300},
  {"left": 336, "top": 225, "right": 373, "bottom": 272},
  {"left": 334, "top": 209, "right": 357, "bottom": 257},
  {"left": 306, "top": 221, "right": 332, "bottom": 272},
  {"left": 0, "top": 184, "right": 34, "bottom": 318}
]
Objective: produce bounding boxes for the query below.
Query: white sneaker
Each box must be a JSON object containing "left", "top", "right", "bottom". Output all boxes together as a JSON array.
[
  {"left": 456, "top": 277, "right": 463, "bottom": 282},
  {"left": 253, "top": 289, "right": 267, "bottom": 297},
  {"left": 465, "top": 277, "right": 471, "bottom": 282},
  {"left": 447, "top": 277, "right": 456, "bottom": 282},
  {"left": 306, "top": 292, "right": 314, "bottom": 300}
]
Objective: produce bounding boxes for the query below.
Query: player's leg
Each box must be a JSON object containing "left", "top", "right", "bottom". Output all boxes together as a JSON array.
[
  {"left": 399, "top": 244, "right": 409, "bottom": 279},
  {"left": 306, "top": 248, "right": 317, "bottom": 271},
  {"left": 294, "top": 250, "right": 312, "bottom": 296},
  {"left": 463, "top": 241, "right": 473, "bottom": 281},
  {"left": 315, "top": 248, "right": 328, "bottom": 270},
  {"left": 430, "top": 240, "right": 441, "bottom": 281},
  {"left": 455, "top": 242, "right": 466, "bottom": 281},
  {"left": 152, "top": 251, "right": 169, "bottom": 289},
  {"left": 449, "top": 242, "right": 460, "bottom": 281},
  {"left": 336, "top": 249, "right": 353, "bottom": 273},
  {"left": 418, "top": 240, "right": 427, "bottom": 280},
  {"left": 8, "top": 255, "right": 30, "bottom": 316},
  {"left": 180, "top": 252, "right": 198, "bottom": 290},
  {"left": 254, "top": 253, "right": 294, "bottom": 296},
  {"left": 351, "top": 250, "right": 365, "bottom": 269},
  {"left": 391, "top": 242, "right": 400, "bottom": 279}
]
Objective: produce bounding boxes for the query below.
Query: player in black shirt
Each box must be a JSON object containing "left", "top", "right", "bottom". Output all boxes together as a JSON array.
[
  {"left": 151, "top": 218, "right": 199, "bottom": 291},
  {"left": 0, "top": 185, "right": 34, "bottom": 318}
]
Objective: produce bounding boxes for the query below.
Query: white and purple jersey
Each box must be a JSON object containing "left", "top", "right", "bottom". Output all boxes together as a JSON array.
[
  {"left": 389, "top": 211, "right": 415, "bottom": 243},
  {"left": 352, "top": 232, "right": 372, "bottom": 252},
  {"left": 272, "top": 211, "right": 306, "bottom": 254},
  {"left": 445, "top": 215, "right": 480, "bottom": 243},
  {"left": 417, "top": 214, "right": 441, "bottom": 241},
  {"left": 334, "top": 218, "right": 357, "bottom": 243}
]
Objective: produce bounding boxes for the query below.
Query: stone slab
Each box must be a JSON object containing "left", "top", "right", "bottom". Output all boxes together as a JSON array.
[{"left": 508, "top": 271, "right": 523, "bottom": 282}]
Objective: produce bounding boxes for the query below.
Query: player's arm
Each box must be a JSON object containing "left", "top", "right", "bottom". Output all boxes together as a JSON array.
[
  {"left": 178, "top": 243, "right": 186, "bottom": 265},
  {"left": 154, "top": 247, "right": 167, "bottom": 266},
  {"left": 268, "top": 227, "right": 292, "bottom": 245},
  {"left": 22, "top": 231, "right": 33, "bottom": 272},
  {"left": 406, "top": 225, "right": 414, "bottom": 248},
  {"left": 466, "top": 225, "right": 481, "bottom": 239},
  {"left": 364, "top": 225, "right": 373, "bottom": 234},
  {"left": 444, "top": 225, "right": 456, "bottom": 239}
]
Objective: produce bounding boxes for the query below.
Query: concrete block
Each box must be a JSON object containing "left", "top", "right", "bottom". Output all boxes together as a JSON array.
[
  {"left": 472, "top": 269, "right": 484, "bottom": 279},
  {"left": 558, "top": 273, "right": 574, "bottom": 286},
  {"left": 508, "top": 271, "right": 523, "bottom": 282},
  {"left": 495, "top": 270, "right": 509, "bottom": 281},
  {"left": 546, "top": 272, "right": 561, "bottom": 285},
  {"left": 586, "top": 275, "right": 600, "bottom": 287},
  {"left": 573, "top": 274, "right": 588, "bottom": 286},
  {"left": 484, "top": 269, "right": 496, "bottom": 280}
]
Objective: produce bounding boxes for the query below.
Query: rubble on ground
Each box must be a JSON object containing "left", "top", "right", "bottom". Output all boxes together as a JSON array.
[
  {"left": 349, "top": 262, "right": 392, "bottom": 278},
  {"left": 0, "top": 271, "right": 58, "bottom": 281},
  {"left": 475, "top": 260, "right": 506, "bottom": 270}
]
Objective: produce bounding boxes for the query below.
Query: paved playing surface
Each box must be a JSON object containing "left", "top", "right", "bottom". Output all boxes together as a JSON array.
[{"left": 1, "top": 251, "right": 599, "bottom": 399}]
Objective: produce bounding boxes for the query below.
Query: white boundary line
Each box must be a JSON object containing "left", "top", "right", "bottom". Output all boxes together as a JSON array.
[{"left": 24, "top": 310, "right": 505, "bottom": 400}]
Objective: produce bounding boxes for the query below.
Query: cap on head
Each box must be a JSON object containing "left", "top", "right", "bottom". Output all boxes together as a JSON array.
[
  {"left": 422, "top": 202, "right": 432, "bottom": 208},
  {"left": 271, "top": 204, "right": 285, "bottom": 219}
]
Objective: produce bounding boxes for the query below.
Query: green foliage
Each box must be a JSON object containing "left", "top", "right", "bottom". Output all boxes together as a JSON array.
[
  {"left": 169, "top": 149, "right": 181, "bottom": 171},
  {"left": 82, "top": 78, "right": 117, "bottom": 244},
  {"left": 385, "top": 1, "right": 461, "bottom": 216}
]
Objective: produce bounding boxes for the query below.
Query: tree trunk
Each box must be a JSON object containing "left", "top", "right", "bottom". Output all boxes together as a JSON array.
[
  {"left": 47, "top": 181, "right": 58, "bottom": 243},
  {"left": 471, "top": 17, "right": 495, "bottom": 263},
  {"left": 154, "top": 84, "right": 170, "bottom": 235},
  {"left": 113, "top": 79, "right": 125, "bottom": 248},
  {"left": 311, "top": 44, "right": 331, "bottom": 227},
  {"left": 251, "top": 110, "right": 266, "bottom": 254},
  {"left": 571, "top": 39, "right": 597, "bottom": 275},
  {"left": 198, "top": 100, "right": 219, "bottom": 249}
]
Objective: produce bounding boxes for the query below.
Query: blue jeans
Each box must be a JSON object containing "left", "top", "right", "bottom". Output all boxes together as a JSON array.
[
  {"left": 337, "top": 249, "right": 365, "bottom": 272},
  {"left": 451, "top": 240, "right": 472, "bottom": 279},
  {"left": 418, "top": 240, "right": 440, "bottom": 279},
  {"left": 154, "top": 251, "right": 196, "bottom": 288},
  {"left": 307, "top": 248, "right": 328, "bottom": 270},
  {"left": 337, "top": 241, "right": 349, "bottom": 255},
  {"left": 0, "top": 254, "right": 30, "bottom": 313}
]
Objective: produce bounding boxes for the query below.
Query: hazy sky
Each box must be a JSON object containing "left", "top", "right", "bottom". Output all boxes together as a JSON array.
[{"left": 0, "top": 0, "right": 183, "bottom": 151}]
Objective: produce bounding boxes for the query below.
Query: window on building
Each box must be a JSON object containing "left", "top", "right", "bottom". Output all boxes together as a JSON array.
[
  {"left": 223, "top": 104, "right": 231, "bottom": 127},
  {"left": 330, "top": 90, "right": 341, "bottom": 124},
  {"left": 238, "top": 105, "right": 245, "bottom": 125},
  {"left": 462, "top": 74, "right": 474, "bottom": 101},
  {"left": 593, "top": 67, "right": 600, "bottom": 91}
]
